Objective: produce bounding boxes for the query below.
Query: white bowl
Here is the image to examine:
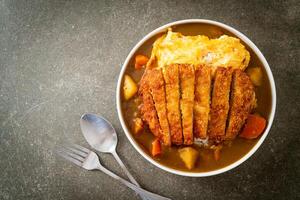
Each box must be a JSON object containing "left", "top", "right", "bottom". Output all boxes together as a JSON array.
[{"left": 116, "top": 19, "right": 276, "bottom": 177}]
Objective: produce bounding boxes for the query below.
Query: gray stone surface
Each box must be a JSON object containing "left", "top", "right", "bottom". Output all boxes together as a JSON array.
[{"left": 0, "top": 0, "right": 299, "bottom": 199}]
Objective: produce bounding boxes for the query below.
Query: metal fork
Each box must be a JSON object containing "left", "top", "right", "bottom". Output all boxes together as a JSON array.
[{"left": 56, "top": 143, "right": 171, "bottom": 200}]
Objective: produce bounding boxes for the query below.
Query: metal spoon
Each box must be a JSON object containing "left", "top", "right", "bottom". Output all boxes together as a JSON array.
[{"left": 80, "top": 113, "right": 149, "bottom": 200}]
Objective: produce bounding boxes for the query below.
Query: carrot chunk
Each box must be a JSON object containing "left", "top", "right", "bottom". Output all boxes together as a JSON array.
[
  {"left": 151, "top": 138, "right": 162, "bottom": 156},
  {"left": 135, "top": 55, "right": 149, "bottom": 70},
  {"left": 239, "top": 114, "right": 267, "bottom": 139}
]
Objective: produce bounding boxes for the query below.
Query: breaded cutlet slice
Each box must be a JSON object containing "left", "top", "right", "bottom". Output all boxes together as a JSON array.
[
  {"left": 194, "top": 65, "right": 212, "bottom": 139},
  {"left": 179, "top": 64, "right": 195, "bottom": 145},
  {"left": 147, "top": 69, "right": 171, "bottom": 146},
  {"left": 225, "top": 69, "right": 256, "bottom": 140},
  {"left": 139, "top": 70, "right": 162, "bottom": 138},
  {"left": 208, "top": 67, "right": 233, "bottom": 142},
  {"left": 164, "top": 64, "right": 183, "bottom": 145}
]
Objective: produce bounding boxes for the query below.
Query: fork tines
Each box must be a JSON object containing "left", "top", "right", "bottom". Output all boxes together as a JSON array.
[{"left": 55, "top": 143, "right": 90, "bottom": 167}]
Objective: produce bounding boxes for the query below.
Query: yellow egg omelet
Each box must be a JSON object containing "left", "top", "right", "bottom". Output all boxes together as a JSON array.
[{"left": 147, "top": 29, "right": 250, "bottom": 74}]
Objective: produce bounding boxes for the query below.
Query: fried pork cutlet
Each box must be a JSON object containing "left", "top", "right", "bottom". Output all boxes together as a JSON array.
[
  {"left": 164, "top": 64, "right": 183, "bottom": 145},
  {"left": 139, "top": 70, "right": 162, "bottom": 139},
  {"left": 179, "top": 64, "right": 195, "bottom": 145},
  {"left": 147, "top": 69, "right": 171, "bottom": 146},
  {"left": 225, "top": 69, "right": 256, "bottom": 140},
  {"left": 208, "top": 67, "right": 233, "bottom": 142},
  {"left": 194, "top": 65, "right": 211, "bottom": 139}
]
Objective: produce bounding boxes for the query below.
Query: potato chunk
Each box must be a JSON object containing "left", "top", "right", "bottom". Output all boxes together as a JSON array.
[
  {"left": 123, "top": 75, "right": 138, "bottom": 100},
  {"left": 132, "top": 117, "right": 143, "bottom": 134},
  {"left": 179, "top": 147, "right": 199, "bottom": 170},
  {"left": 247, "top": 67, "right": 262, "bottom": 86}
]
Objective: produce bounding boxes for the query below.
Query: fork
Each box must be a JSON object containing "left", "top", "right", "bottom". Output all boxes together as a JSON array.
[{"left": 56, "top": 143, "right": 171, "bottom": 200}]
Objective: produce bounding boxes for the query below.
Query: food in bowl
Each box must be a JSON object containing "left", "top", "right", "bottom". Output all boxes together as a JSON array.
[{"left": 120, "top": 24, "right": 272, "bottom": 173}]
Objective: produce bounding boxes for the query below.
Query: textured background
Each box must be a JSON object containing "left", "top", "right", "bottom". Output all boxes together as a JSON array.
[{"left": 0, "top": 0, "right": 299, "bottom": 199}]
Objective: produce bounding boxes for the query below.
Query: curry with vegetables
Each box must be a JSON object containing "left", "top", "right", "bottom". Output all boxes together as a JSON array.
[{"left": 121, "top": 24, "right": 272, "bottom": 172}]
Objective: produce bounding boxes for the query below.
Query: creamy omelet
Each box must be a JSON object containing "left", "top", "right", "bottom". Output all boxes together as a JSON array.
[{"left": 147, "top": 29, "right": 250, "bottom": 74}]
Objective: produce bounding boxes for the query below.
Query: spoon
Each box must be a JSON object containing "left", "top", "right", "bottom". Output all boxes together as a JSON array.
[{"left": 80, "top": 113, "right": 149, "bottom": 200}]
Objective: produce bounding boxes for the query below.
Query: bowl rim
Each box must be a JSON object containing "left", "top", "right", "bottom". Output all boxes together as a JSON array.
[{"left": 116, "top": 19, "right": 276, "bottom": 177}]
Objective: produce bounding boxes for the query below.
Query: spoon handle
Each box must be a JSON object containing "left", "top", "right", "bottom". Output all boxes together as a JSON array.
[
  {"left": 97, "top": 165, "right": 171, "bottom": 200},
  {"left": 112, "top": 150, "right": 140, "bottom": 186},
  {"left": 112, "top": 151, "right": 149, "bottom": 200}
]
